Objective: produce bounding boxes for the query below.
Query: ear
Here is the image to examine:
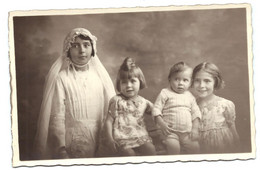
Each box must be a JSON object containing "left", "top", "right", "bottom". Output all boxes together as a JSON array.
[
  {"left": 91, "top": 47, "right": 95, "bottom": 57},
  {"left": 67, "top": 50, "right": 71, "bottom": 58},
  {"left": 91, "top": 42, "right": 95, "bottom": 57}
]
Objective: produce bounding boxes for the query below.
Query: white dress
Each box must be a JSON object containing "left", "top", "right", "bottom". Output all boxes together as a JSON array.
[{"left": 49, "top": 65, "right": 106, "bottom": 158}]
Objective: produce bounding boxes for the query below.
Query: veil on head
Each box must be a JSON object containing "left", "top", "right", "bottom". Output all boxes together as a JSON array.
[{"left": 33, "top": 28, "right": 115, "bottom": 159}]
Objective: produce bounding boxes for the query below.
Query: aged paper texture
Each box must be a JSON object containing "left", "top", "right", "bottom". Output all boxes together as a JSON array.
[{"left": 9, "top": 3, "right": 255, "bottom": 167}]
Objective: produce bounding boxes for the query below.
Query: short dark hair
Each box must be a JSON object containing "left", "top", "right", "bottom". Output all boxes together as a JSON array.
[
  {"left": 116, "top": 57, "right": 146, "bottom": 92},
  {"left": 168, "top": 61, "right": 192, "bottom": 80},
  {"left": 192, "top": 62, "right": 225, "bottom": 90}
]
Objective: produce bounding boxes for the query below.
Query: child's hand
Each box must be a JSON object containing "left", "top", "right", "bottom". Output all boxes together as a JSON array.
[
  {"left": 155, "top": 116, "right": 174, "bottom": 135},
  {"left": 159, "top": 121, "right": 174, "bottom": 135},
  {"left": 190, "top": 128, "right": 199, "bottom": 141}
]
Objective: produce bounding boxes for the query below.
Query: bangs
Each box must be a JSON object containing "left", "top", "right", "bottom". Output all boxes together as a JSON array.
[
  {"left": 71, "top": 34, "right": 92, "bottom": 43},
  {"left": 118, "top": 69, "right": 138, "bottom": 80},
  {"left": 116, "top": 67, "right": 147, "bottom": 92}
]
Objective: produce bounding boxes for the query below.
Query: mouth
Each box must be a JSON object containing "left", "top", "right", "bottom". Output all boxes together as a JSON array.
[
  {"left": 197, "top": 90, "right": 207, "bottom": 94},
  {"left": 126, "top": 90, "right": 134, "bottom": 93},
  {"left": 79, "top": 55, "right": 87, "bottom": 58},
  {"left": 177, "top": 87, "right": 185, "bottom": 91}
]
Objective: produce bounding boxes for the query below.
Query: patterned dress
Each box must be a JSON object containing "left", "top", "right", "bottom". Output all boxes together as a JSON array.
[
  {"left": 108, "top": 94, "right": 153, "bottom": 149},
  {"left": 198, "top": 96, "right": 238, "bottom": 153}
]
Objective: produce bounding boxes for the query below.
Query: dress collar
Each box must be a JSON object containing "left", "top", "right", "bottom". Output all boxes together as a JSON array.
[
  {"left": 119, "top": 93, "right": 140, "bottom": 102},
  {"left": 70, "top": 62, "right": 90, "bottom": 72}
]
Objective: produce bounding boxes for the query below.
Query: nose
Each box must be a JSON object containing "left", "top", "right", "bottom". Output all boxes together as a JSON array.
[
  {"left": 126, "top": 81, "right": 132, "bottom": 87},
  {"left": 79, "top": 44, "right": 86, "bottom": 53},
  {"left": 199, "top": 81, "right": 205, "bottom": 88},
  {"left": 178, "top": 80, "right": 184, "bottom": 85}
]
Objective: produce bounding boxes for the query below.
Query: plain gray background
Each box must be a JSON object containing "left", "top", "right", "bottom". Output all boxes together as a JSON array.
[{"left": 2, "top": 0, "right": 259, "bottom": 169}]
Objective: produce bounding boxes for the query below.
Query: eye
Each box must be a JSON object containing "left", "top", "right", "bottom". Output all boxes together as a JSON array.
[
  {"left": 83, "top": 42, "right": 91, "bottom": 48},
  {"left": 204, "top": 79, "right": 211, "bottom": 83},
  {"left": 131, "top": 79, "right": 137, "bottom": 83},
  {"left": 71, "top": 43, "right": 79, "bottom": 48},
  {"left": 184, "top": 79, "right": 189, "bottom": 82},
  {"left": 121, "top": 80, "right": 127, "bottom": 84}
]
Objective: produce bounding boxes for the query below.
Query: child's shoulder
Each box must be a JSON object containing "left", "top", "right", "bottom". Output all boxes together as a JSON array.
[
  {"left": 215, "top": 96, "right": 235, "bottom": 108},
  {"left": 57, "top": 69, "right": 66, "bottom": 77},
  {"left": 216, "top": 96, "right": 234, "bottom": 103},
  {"left": 133, "top": 95, "right": 150, "bottom": 105},
  {"left": 55, "top": 70, "right": 68, "bottom": 83},
  {"left": 160, "top": 87, "right": 173, "bottom": 95},
  {"left": 184, "top": 90, "right": 195, "bottom": 97},
  {"left": 57, "top": 68, "right": 74, "bottom": 80},
  {"left": 109, "top": 94, "right": 123, "bottom": 103}
]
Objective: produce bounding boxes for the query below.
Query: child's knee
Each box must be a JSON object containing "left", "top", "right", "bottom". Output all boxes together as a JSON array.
[
  {"left": 164, "top": 138, "right": 181, "bottom": 154},
  {"left": 183, "top": 141, "right": 200, "bottom": 154},
  {"left": 138, "top": 143, "right": 156, "bottom": 155},
  {"left": 119, "top": 148, "right": 136, "bottom": 156},
  {"left": 145, "top": 143, "right": 157, "bottom": 155}
]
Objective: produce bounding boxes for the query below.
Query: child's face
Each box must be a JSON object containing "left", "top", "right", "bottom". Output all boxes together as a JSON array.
[
  {"left": 193, "top": 70, "right": 215, "bottom": 99},
  {"left": 169, "top": 69, "right": 192, "bottom": 94},
  {"left": 69, "top": 37, "right": 93, "bottom": 66},
  {"left": 120, "top": 77, "right": 140, "bottom": 99}
]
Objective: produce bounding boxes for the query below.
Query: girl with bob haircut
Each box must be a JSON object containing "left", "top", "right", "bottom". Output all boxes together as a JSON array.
[
  {"left": 116, "top": 57, "right": 146, "bottom": 92},
  {"left": 192, "top": 62, "right": 224, "bottom": 90},
  {"left": 104, "top": 57, "right": 156, "bottom": 156},
  {"left": 192, "top": 62, "right": 240, "bottom": 153}
]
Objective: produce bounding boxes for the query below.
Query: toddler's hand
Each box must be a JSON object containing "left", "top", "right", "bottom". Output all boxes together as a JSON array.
[
  {"left": 190, "top": 128, "right": 199, "bottom": 141},
  {"left": 159, "top": 121, "right": 174, "bottom": 135}
]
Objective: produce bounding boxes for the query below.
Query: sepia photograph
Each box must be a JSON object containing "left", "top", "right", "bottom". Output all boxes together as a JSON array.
[{"left": 9, "top": 3, "right": 255, "bottom": 167}]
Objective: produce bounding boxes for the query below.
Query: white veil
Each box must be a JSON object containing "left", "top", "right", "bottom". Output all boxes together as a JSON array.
[{"left": 33, "top": 28, "right": 115, "bottom": 159}]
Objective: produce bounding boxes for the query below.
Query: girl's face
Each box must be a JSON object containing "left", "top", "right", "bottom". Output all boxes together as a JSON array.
[
  {"left": 120, "top": 77, "right": 140, "bottom": 99},
  {"left": 193, "top": 70, "right": 215, "bottom": 99},
  {"left": 69, "top": 37, "right": 93, "bottom": 65},
  {"left": 169, "top": 69, "right": 192, "bottom": 94}
]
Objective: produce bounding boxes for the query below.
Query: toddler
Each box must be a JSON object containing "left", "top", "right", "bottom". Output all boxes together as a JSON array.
[{"left": 152, "top": 61, "right": 201, "bottom": 154}]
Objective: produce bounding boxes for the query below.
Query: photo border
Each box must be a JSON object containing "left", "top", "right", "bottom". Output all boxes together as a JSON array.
[{"left": 9, "top": 3, "right": 255, "bottom": 167}]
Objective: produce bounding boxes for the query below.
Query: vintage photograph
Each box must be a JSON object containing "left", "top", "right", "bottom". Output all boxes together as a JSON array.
[{"left": 9, "top": 4, "right": 255, "bottom": 167}]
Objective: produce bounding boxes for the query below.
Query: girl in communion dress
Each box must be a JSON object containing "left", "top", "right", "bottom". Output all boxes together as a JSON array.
[{"left": 33, "top": 28, "right": 115, "bottom": 159}]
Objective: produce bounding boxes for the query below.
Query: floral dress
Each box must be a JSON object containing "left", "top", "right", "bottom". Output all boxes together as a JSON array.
[
  {"left": 198, "top": 96, "right": 238, "bottom": 153},
  {"left": 108, "top": 94, "right": 153, "bottom": 149}
]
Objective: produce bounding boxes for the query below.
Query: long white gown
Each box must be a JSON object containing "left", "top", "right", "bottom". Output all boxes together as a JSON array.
[{"left": 49, "top": 65, "right": 107, "bottom": 158}]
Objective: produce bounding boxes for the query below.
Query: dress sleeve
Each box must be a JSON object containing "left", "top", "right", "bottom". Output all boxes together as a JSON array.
[
  {"left": 108, "top": 96, "right": 118, "bottom": 119},
  {"left": 152, "top": 90, "right": 167, "bottom": 117},
  {"left": 48, "top": 76, "right": 66, "bottom": 156},
  {"left": 145, "top": 99, "right": 154, "bottom": 115},
  {"left": 190, "top": 95, "right": 202, "bottom": 121},
  {"left": 223, "top": 100, "right": 236, "bottom": 127}
]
